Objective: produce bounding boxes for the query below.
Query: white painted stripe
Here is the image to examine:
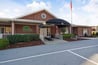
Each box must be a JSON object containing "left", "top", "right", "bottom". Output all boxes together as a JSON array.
[
  {"left": 69, "top": 45, "right": 98, "bottom": 51},
  {"left": 0, "top": 44, "right": 98, "bottom": 64},
  {"left": 67, "top": 50, "right": 98, "bottom": 65},
  {"left": 0, "top": 50, "right": 67, "bottom": 64}
]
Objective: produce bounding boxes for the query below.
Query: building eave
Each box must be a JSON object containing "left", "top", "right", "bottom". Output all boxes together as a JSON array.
[
  {"left": 72, "top": 24, "right": 91, "bottom": 27},
  {"left": 0, "top": 18, "right": 45, "bottom": 24}
]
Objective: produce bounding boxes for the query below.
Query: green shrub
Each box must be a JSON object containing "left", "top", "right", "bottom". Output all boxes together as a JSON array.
[
  {"left": 7, "top": 34, "right": 39, "bottom": 44},
  {"left": 0, "top": 39, "right": 9, "bottom": 49},
  {"left": 96, "top": 32, "right": 98, "bottom": 36},
  {"left": 63, "top": 34, "right": 75, "bottom": 39},
  {"left": 92, "top": 32, "right": 98, "bottom": 37}
]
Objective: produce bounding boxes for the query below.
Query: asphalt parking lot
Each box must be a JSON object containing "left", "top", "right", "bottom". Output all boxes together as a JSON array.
[{"left": 0, "top": 39, "right": 98, "bottom": 65}]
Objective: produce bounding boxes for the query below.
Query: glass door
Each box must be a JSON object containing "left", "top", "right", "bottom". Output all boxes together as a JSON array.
[
  {"left": 0, "top": 27, "right": 4, "bottom": 34},
  {"left": 0, "top": 27, "right": 4, "bottom": 38}
]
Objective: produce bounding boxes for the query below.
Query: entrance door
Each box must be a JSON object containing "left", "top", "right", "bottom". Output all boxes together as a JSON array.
[
  {"left": 0, "top": 27, "right": 4, "bottom": 33},
  {"left": 40, "top": 28, "right": 51, "bottom": 41},
  {"left": 0, "top": 27, "right": 4, "bottom": 38},
  {"left": 83, "top": 28, "right": 88, "bottom": 36},
  {"left": 40, "top": 28, "right": 51, "bottom": 37}
]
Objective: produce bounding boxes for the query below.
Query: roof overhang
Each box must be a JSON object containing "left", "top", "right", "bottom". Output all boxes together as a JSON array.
[
  {"left": 46, "top": 18, "right": 70, "bottom": 27},
  {"left": 0, "top": 18, "right": 12, "bottom": 22},
  {"left": 0, "top": 18, "right": 45, "bottom": 24},
  {"left": 72, "top": 24, "right": 91, "bottom": 27}
]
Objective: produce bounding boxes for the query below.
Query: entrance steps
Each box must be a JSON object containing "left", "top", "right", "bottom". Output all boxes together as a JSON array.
[{"left": 43, "top": 38, "right": 67, "bottom": 45}]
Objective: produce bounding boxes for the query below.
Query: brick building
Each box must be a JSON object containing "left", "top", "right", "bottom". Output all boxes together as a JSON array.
[{"left": 0, "top": 9, "right": 92, "bottom": 38}]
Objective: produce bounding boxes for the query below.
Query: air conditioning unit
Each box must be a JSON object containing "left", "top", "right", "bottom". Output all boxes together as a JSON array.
[{"left": 0, "top": 34, "right": 2, "bottom": 38}]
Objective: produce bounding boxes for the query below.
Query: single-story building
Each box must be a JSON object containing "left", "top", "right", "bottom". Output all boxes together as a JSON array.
[
  {"left": 72, "top": 25, "right": 92, "bottom": 36},
  {"left": 0, "top": 9, "right": 92, "bottom": 39}
]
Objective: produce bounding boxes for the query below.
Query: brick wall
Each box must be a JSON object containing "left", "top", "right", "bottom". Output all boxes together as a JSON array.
[
  {"left": 18, "top": 10, "right": 56, "bottom": 35},
  {"left": 19, "top": 10, "right": 56, "bottom": 21},
  {"left": 15, "top": 24, "right": 37, "bottom": 34},
  {"left": 73, "top": 27, "right": 92, "bottom": 36},
  {"left": 77, "top": 27, "right": 83, "bottom": 36},
  {"left": 50, "top": 26, "right": 56, "bottom": 35}
]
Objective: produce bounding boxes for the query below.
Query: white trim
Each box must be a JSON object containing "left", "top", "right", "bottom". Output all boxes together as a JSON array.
[
  {"left": 68, "top": 50, "right": 98, "bottom": 65},
  {"left": 72, "top": 24, "right": 91, "bottom": 27},
  {"left": 11, "top": 22, "right": 15, "bottom": 35},
  {"left": 41, "top": 13, "right": 47, "bottom": 19},
  {"left": 0, "top": 18, "right": 45, "bottom": 24},
  {"left": 13, "top": 19, "right": 45, "bottom": 23}
]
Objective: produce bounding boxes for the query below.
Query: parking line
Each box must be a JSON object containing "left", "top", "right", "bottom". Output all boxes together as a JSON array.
[
  {"left": 0, "top": 45, "right": 98, "bottom": 64},
  {"left": 67, "top": 50, "right": 98, "bottom": 65},
  {"left": 69, "top": 45, "right": 98, "bottom": 51},
  {"left": 0, "top": 50, "right": 67, "bottom": 64}
]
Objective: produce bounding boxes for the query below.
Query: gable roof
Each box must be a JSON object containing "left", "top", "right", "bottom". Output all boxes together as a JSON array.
[{"left": 17, "top": 9, "right": 57, "bottom": 19}]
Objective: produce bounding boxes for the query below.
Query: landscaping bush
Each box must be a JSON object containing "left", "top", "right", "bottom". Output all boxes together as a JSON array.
[
  {"left": 96, "top": 32, "right": 98, "bottom": 36},
  {"left": 63, "top": 34, "right": 75, "bottom": 39},
  {"left": 7, "top": 34, "right": 40, "bottom": 44},
  {"left": 92, "top": 32, "right": 98, "bottom": 37},
  {"left": 0, "top": 39, "right": 9, "bottom": 49},
  {"left": 92, "top": 31, "right": 96, "bottom": 37}
]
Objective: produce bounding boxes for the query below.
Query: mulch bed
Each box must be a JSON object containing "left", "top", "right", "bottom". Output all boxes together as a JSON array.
[
  {"left": 0, "top": 38, "right": 89, "bottom": 50},
  {"left": 65, "top": 38, "right": 88, "bottom": 42},
  {"left": 0, "top": 40, "right": 44, "bottom": 50}
]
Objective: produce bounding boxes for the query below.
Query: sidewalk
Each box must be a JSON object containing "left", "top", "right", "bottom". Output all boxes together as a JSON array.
[
  {"left": 79, "top": 37, "right": 98, "bottom": 40},
  {"left": 43, "top": 39, "right": 67, "bottom": 45}
]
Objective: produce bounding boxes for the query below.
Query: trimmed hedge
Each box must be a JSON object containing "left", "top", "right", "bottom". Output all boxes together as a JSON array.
[
  {"left": 63, "top": 34, "right": 75, "bottom": 39},
  {"left": 7, "top": 34, "right": 40, "bottom": 44},
  {"left": 96, "top": 32, "right": 98, "bottom": 36},
  {"left": 0, "top": 39, "right": 9, "bottom": 49},
  {"left": 92, "top": 32, "right": 98, "bottom": 37}
]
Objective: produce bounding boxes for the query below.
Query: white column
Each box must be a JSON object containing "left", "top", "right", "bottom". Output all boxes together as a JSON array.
[
  {"left": 56, "top": 26, "right": 58, "bottom": 34},
  {"left": 11, "top": 22, "right": 15, "bottom": 35},
  {"left": 70, "top": 26, "right": 72, "bottom": 34}
]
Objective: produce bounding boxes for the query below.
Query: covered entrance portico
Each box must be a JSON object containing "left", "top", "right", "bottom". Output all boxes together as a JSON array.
[
  {"left": 46, "top": 18, "right": 71, "bottom": 39},
  {"left": 39, "top": 18, "right": 71, "bottom": 41}
]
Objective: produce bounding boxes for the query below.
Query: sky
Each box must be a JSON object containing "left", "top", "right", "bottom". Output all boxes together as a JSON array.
[{"left": 0, "top": 0, "right": 98, "bottom": 26}]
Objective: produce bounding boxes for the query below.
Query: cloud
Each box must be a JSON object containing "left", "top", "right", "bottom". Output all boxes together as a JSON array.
[
  {"left": 57, "top": 0, "right": 98, "bottom": 26},
  {"left": 26, "top": 1, "right": 51, "bottom": 11},
  {"left": 0, "top": 12, "right": 6, "bottom": 17},
  {"left": 0, "top": 0, "right": 98, "bottom": 26},
  {"left": 81, "top": 0, "right": 98, "bottom": 26},
  {"left": 0, "top": 0, "right": 27, "bottom": 18},
  {"left": 82, "top": 0, "right": 98, "bottom": 13},
  {"left": 0, "top": 0, "right": 51, "bottom": 18}
]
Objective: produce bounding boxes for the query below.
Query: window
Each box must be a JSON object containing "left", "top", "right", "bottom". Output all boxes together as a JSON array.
[
  {"left": 0, "top": 27, "right": 11, "bottom": 34},
  {"left": 5, "top": 27, "right": 11, "bottom": 33},
  {"left": 0, "top": 27, "right": 4, "bottom": 33},
  {"left": 41, "top": 13, "right": 47, "bottom": 19},
  {"left": 60, "top": 27, "right": 68, "bottom": 34},
  {"left": 23, "top": 26, "right": 32, "bottom": 32},
  {"left": 60, "top": 27, "right": 66, "bottom": 34}
]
